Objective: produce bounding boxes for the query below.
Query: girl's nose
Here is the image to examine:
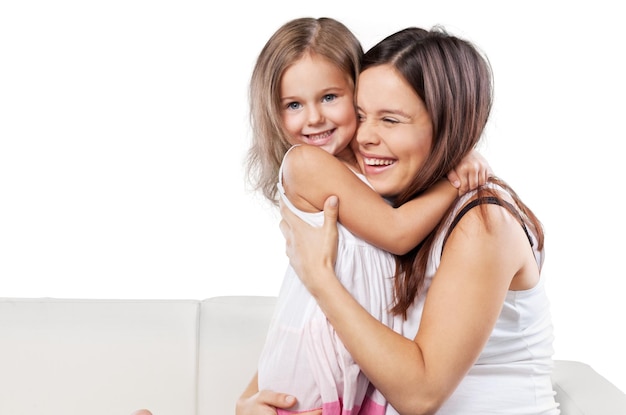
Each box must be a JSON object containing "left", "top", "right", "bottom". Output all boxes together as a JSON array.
[{"left": 306, "top": 105, "right": 324, "bottom": 125}]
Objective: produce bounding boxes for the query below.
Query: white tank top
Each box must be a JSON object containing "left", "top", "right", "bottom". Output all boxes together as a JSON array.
[{"left": 387, "top": 184, "right": 560, "bottom": 415}]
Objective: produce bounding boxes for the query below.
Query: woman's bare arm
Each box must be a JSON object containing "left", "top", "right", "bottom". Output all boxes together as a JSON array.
[{"left": 279, "top": 196, "right": 530, "bottom": 414}]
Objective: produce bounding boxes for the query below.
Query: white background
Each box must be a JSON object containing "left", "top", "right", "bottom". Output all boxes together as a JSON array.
[{"left": 1, "top": 0, "right": 625, "bottom": 393}]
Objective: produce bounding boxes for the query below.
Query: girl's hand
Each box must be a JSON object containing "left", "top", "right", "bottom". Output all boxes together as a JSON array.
[
  {"left": 279, "top": 195, "right": 340, "bottom": 293},
  {"left": 447, "top": 149, "right": 493, "bottom": 195},
  {"left": 235, "top": 390, "right": 297, "bottom": 415}
]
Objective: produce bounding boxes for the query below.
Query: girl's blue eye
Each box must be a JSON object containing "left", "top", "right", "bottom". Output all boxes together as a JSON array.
[
  {"left": 322, "top": 94, "right": 337, "bottom": 103},
  {"left": 287, "top": 102, "right": 302, "bottom": 110}
]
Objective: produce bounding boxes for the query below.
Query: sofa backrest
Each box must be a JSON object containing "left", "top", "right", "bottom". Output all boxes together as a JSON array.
[
  {"left": 0, "top": 298, "right": 201, "bottom": 415},
  {"left": 0, "top": 296, "right": 276, "bottom": 415},
  {"left": 3, "top": 296, "right": 625, "bottom": 415},
  {"left": 197, "top": 296, "right": 275, "bottom": 415}
]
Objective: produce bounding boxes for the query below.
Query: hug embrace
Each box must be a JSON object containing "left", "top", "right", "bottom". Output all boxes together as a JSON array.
[{"left": 238, "top": 17, "right": 558, "bottom": 415}]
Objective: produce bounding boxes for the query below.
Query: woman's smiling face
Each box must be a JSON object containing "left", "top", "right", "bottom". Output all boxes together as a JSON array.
[{"left": 353, "top": 64, "right": 433, "bottom": 199}]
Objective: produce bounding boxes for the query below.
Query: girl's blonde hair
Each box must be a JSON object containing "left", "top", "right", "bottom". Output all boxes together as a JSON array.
[{"left": 246, "top": 17, "right": 363, "bottom": 204}]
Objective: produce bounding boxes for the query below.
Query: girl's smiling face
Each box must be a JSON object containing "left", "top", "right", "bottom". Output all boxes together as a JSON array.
[
  {"left": 280, "top": 52, "right": 357, "bottom": 156},
  {"left": 353, "top": 64, "right": 433, "bottom": 198}
]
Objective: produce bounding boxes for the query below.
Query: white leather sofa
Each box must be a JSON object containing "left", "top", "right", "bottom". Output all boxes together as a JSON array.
[{"left": 1, "top": 296, "right": 625, "bottom": 415}]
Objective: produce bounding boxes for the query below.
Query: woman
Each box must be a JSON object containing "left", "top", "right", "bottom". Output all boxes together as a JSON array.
[{"left": 242, "top": 26, "right": 559, "bottom": 415}]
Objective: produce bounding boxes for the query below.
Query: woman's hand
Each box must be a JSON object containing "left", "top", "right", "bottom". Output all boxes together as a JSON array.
[
  {"left": 446, "top": 149, "right": 493, "bottom": 195},
  {"left": 279, "top": 195, "right": 340, "bottom": 293},
  {"left": 235, "top": 390, "right": 297, "bottom": 415}
]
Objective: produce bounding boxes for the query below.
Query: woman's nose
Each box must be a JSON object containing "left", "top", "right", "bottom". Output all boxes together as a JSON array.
[{"left": 355, "top": 121, "right": 380, "bottom": 146}]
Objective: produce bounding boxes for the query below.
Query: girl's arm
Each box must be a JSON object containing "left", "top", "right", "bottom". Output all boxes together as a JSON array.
[
  {"left": 447, "top": 149, "right": 493, "bottom": 195},
  {"left": 282, "top": 145, "right": 490, "bottom": 255},
  {"left": 279, "top": 195, "right": 532, "bottom": 414}
]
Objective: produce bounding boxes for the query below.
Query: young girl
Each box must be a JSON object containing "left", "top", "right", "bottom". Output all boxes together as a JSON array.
[{"left": 243, "top": 18, "right": 491, "bottom": 415}]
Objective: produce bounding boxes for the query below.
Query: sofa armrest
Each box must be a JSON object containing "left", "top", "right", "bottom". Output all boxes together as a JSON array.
[{"left": 553, "top": 360, "right": 626, "bottom": 415}]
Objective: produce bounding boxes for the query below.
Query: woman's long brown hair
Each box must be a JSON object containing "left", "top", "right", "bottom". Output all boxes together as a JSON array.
[{"left": 361, "top": 27, "right": 544, "bottom": 318}]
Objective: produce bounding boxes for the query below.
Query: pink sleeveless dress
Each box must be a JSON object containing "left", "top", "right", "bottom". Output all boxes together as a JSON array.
[{"left": 257, "top": 146, "right": 400, "bottom": 414}]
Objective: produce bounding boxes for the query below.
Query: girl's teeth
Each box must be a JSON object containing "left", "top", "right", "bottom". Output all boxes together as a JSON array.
[{"left": 308, "top": 131, "right": 331, "bottom": 141}]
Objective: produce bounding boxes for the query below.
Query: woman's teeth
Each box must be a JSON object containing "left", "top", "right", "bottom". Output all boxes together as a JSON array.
[{"left": 364, "top": 158, "right": 395, "bottom": 166}]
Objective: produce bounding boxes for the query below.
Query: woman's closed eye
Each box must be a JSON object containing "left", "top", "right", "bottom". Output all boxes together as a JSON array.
[{"left": 382, "top": 117, "right": 400, "bottom": 124}]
